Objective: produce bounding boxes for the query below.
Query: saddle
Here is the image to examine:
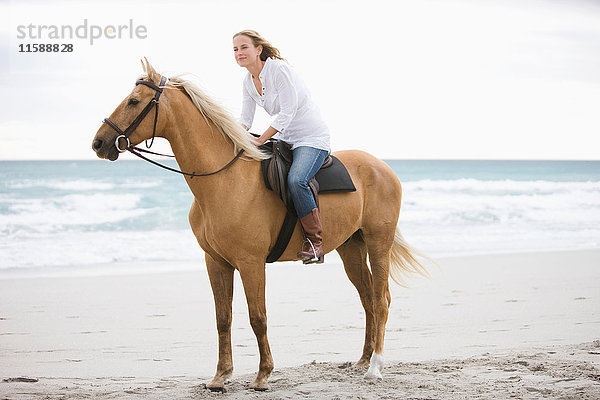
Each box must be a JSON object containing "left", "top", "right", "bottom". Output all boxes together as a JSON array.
[
  {"left": 260, "top": 141, "right": 322, "bottom": 213},
  {"left": 258, "top": 139, "right": 356, "bottom": 263}
]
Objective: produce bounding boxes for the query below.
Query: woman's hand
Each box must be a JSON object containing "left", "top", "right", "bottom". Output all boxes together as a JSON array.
[{"left": 255, "top": 126, "right": 279, "bottom": 145}]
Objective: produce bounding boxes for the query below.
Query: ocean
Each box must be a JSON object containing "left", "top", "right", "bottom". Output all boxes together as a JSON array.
[{"left": 1, "top": 160, "right": 599, "bottom": 278}]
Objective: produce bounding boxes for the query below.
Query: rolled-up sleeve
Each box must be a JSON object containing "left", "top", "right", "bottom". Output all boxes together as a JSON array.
[
  {"left": 239, "top": 83, "right": 256, "bottom": 129},
  {"left": 270, "top": 65, "right": 298, "bottom": 133}
]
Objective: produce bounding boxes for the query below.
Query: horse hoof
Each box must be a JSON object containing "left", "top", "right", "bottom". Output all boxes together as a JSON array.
[
  {"left": 364, "top": 352, "right": 384, "bottom": 380},
  {"left": 249, "top": 379, "right": 270, "bottom": 391},
  {"left": 353, "top": 359, "right": 370, "bottom": 369},
  {"left": 364, "top": 370, "right": 383, "bottom": 381},
  {"left": 206, "top": 380, "right": 227, "bottom": 393}
]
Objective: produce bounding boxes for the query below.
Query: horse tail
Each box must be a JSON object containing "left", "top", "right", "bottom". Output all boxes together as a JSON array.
[{"left": 389, "top": 226, "right": 431, "bottom": 286}]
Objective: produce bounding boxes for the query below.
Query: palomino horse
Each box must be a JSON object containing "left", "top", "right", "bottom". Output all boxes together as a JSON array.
[{"left": 92, "top": 60, "right": 427, "bottom": 391}]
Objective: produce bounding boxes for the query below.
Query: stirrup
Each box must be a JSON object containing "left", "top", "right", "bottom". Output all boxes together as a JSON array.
[
  {"left": 302, "top": 254, "right": 325, "bottom": 265},
  {"left": 300, "top": 238, "right": 324, "bottom": 265}
]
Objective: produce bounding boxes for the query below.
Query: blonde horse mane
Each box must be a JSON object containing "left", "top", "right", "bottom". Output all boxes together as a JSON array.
[{"left": 140, "top": 58, "right": 269, "bottom": 161}]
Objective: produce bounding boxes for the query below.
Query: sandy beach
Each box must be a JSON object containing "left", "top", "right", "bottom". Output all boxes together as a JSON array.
[{"left": 1, "top": 249, "right": 599, "bottom": 399}]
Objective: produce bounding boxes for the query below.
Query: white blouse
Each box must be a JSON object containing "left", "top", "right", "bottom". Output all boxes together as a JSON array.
[{"left": 239, "top": 57, "right": 330, "bottom": 151}]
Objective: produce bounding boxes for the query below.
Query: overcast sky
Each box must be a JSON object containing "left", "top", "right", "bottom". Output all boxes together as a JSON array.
[{"left": 1, "top": 0, "right": 599, "bottom": 160}]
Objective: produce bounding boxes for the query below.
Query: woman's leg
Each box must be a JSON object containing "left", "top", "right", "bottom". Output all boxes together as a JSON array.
[
  {"left": 288, "top": 146, "right": 329, "bottom": 263},
  {"left": 288, "top": 146, "right": 329, "bottom": 217}
]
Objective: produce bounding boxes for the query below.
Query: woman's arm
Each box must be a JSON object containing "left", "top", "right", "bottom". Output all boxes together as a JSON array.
[
  {"left": 239, "top": 83, "right": 256, "bottom": 130},
  {"left": 254, "top": 125, "right": 279, "bottom": 145},
  {"left": 269, "top": 63, "right": 298, "bottom": 135}
]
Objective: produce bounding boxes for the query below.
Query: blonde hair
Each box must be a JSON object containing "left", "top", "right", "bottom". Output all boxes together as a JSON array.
[{"left": 233, "top": 30, "right": 286, "bottom": 62}]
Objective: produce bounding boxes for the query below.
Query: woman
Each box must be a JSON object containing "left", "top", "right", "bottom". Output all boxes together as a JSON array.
[{"left": 233, "top": 30, "right": 330, "bottom": 264}]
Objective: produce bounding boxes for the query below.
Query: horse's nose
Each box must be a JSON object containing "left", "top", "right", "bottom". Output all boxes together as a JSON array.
[{"left": 92, "top": 139, "right": 103, "bottom": 152}]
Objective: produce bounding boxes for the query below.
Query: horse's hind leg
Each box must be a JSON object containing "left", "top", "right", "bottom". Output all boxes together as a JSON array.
[
  {"left": 336, "top": 230, "right": 375, "bottom": 368},
  {"left": 362, "top": 226, "right": 394, "bottom": 380}
]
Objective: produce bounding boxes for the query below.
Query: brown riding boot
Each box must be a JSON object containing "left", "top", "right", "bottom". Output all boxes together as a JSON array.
[{"left": 297, "top": 208, "right": 325, "bottom": 264}]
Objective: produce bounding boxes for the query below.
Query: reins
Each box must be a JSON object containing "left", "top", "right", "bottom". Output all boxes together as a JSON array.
[
  {"left": 102, "top": 75, "right": 245, "bottom": 179},
  {"left": 128, "top": 146, "right": 245, "bottom": 178}
]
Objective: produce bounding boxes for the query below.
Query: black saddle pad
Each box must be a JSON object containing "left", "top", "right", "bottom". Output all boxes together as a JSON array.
[
  {"left": 314, "top": 156, "right": 356, "bottom": 193},
  {"left": 261, "top": 154, "right": 356, "bottom": 194}
]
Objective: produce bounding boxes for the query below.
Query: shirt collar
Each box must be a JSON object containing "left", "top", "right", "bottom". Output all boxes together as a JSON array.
[
  {"left": 245, "top": 57, "right": 272, "bottom": 84},
  {"left": 259, "top": 57, "right": 273, "bottom": 79}
]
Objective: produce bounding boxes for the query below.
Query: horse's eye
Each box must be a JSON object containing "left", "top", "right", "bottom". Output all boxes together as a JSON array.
[{"left": 128, "top": 98, "right": 140, "bottom": 106}]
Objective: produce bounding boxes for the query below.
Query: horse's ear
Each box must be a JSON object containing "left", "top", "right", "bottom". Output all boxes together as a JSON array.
[
  {"left": 142, "top": 57, "right": 159, "bottom": 84},
  {"left": 140, "top": 58, "right": 147, "bottom": 73}
]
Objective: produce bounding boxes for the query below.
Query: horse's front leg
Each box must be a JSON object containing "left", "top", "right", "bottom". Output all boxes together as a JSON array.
[
  {"left": 205, "top": 253, "right": 235, "bottom": 392},
  {"left": 238, "top": 262, "right": 274, "bottom": 391}
]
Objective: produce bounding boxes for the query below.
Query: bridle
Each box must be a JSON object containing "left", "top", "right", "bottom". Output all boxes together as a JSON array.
[{"left": 102, "top": 75, "right": 244, "bottom": 178}]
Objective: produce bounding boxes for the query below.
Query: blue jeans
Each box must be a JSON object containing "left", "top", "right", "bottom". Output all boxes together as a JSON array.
[{"left": 288, "top": 146, "right": 330, "bottom": 218}]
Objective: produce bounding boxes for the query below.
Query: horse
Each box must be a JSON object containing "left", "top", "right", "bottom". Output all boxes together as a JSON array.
[{"left": 92, "top": 59, "right": 428, "bottom": 391}]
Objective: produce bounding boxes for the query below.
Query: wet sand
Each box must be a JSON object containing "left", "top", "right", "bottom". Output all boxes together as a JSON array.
[{"left": 1, "top": 249, "right": 599, "bottom": 398}]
